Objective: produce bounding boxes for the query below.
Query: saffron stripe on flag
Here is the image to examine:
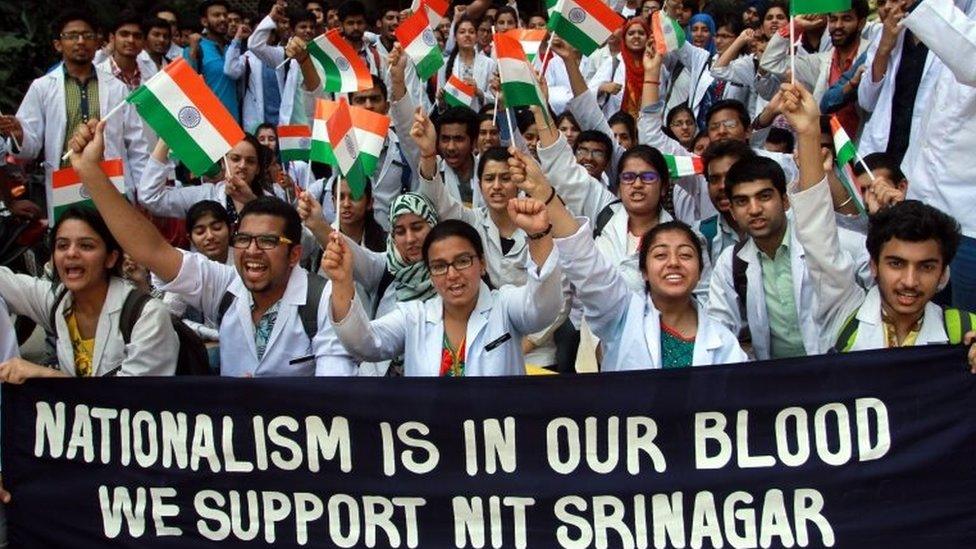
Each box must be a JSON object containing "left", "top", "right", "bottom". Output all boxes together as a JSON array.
[
  {"left": 129, "top": 88, "right": 224, "bottom": 174},
  {"left": 160, "top": 59, "right": 243, "bottom": 146}
]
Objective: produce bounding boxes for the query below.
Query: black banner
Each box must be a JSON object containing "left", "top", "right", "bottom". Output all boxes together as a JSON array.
[{"left": 3, "top": 345, "right": 976, "bottom": 548}]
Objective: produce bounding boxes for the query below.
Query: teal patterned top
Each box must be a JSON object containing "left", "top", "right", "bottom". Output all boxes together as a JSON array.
[{"left": 661, "top": 322, "right": 695, "bottom": 369}]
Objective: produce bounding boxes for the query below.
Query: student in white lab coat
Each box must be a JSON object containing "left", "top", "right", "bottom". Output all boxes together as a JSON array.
[
  {"left": 508, "top": 146, "right": 746, "bottom": 369},
  {"left": 0, "top": 297, "right": 16, "bottom": 362},
  {"left": 64, "top": 120, "right": 356, "bottom": 377},
  {"left": 137, "top": 135, "right": 276, "bottom": 220},
  {"left": 778, "top": 82, "right": 976, "bottom": 368},
  {"left": 325, "top": 201, "right": 563, "bottom": 377},
  {"left": 0, "top": 11, "right": 149, "bottom": 202},
  {"left": 254, "top": 123, "right": 315, "bottom": 197},
  {"left": 0, "top": 207, "right": 178, "bottom": 380},
  {"left": 437, "top": 16, "right": 496, "bottom": 113}
]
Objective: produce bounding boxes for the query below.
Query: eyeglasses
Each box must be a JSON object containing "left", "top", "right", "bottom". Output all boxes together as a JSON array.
[
  {"left": 230, "top": 233, "right": 293, "bottom": 250},
  {"left": 708, "top": 119, "right": 741, "bottom": 132},
  {"left": 429, "top": 254, "right": 476, "bottom": 276},
  {"left": 619, "top": 171, "right": 661, "bottom": 185},
  {"left": 60, "top": 32, "right": 98, "bottom": 42},
  {"left": 575, "top": 147, "right": 608, "bottom": 161}
]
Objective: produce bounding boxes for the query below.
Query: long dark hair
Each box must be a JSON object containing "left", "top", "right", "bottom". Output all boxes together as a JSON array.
[
  {"left": 49, "top": 207, "right": 124, "bottom": 289},
  {"left": 443, "top": 15, "right": 478, "bottom": 88},
  {"left": 331, "top": 177, "right": 387, "bottom": 253},
  {"left": 637, "top": 220, "right": 704, "bottom": 295}
]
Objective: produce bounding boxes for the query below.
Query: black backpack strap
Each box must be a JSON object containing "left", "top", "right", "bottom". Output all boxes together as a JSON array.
[
  {"left": 119, "top": 291, "right": 153, "bottom": 344},
  {"left": 48, "top": 286, "right": 69, "bottom": 333},
  {"left": 299, "top": 271, "right": 327, "bottom": 341},
  {"left": 371, "top": 270, "right": 395, "bottom": 319},
  {"left": 731, "top": 240, "right": 751, "bottom": 343},
  {"left": 593, "top": 200, "right": 621, "bottom": 238},
  {"left": 216, "top": 291, "right": 236, "bottom": 327},
  {"left": 832, "top": 309, "right": 861, "bottom": 353}
]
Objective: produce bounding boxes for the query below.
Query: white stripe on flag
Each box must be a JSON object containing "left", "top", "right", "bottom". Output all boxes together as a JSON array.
[{"left": 148, "top": 71, "right": 235, "bottom": 162}]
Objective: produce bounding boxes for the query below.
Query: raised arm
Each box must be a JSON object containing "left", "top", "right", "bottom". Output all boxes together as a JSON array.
[
  {"left": 411, "top": 107, "right": 481, "bottom": 226},
  {"left": 903, "top": 0, "right": 976, "bottom": 86},
  {"left": 638, "top": 44, "right": 688, "bottom": 155},
  {"left": 247, "top": 14, "right": 285, "bottom": 67},
  {"left": 67, "top": 121, "right": 184, "bottom": 283}
]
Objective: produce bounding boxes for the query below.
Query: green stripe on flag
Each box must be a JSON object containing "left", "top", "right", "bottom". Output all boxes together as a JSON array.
[
  {"left": 359, "top": 152, "right": 380, "bottom": 178},
  {"left": 415, "top": 48, "right": 444, "bottom": 81},
  {"left": 346, "top": 157, "right": 368, "bottom": 200},
  {"left": 833, "top": 164, "right": 866, "bottom": 215},
  {"left": 501, "top": 82, "right": 543, "bottom": 108},
  {"left": 549, "top": 14, "right": 601, "bottom": 55},
  {"left": 443, "top": 93, "right": 469, "bottom": 108},
  {"left": 836, "top": 141, "right": 857, "bottom": 167},
  {"left": 308, "top": 42, "right": 344, "bottom": 93},
  {"left": 310, "top": 140, "right": 337, "bottom": 166},
  {"left": 127, "top": 88, "right": 217, "bottom": 176},
  {"left": 53, "top": 200, "right": 96, "bottom": 222},
  {"left": 280, "top": 149, "right": 309, "bottom": 162},
  {"left": 791, "top": 0, "right": 851, "bottom": 15}
]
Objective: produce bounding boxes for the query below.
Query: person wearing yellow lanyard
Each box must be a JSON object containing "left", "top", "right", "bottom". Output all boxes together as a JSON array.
[
  {"left": 0, "top": 208, "right": 178, "bottom": 382},
  {"left": 777, "top": 82, "right": 976, "bottom": 371}
]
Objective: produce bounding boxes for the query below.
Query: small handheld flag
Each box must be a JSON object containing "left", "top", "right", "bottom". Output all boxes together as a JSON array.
[
  {"left": 326, "top": 99, "right": 367, "bottom": 200},
  {"left": 396, "top": 9, "right": 445, "bottom": 80},
  {"left": 493, "top": 33, "right": 546, "bottom": 108},
  {"left": 307, "top": 30, "right": 373, "bottom": 93},
  {"left": 277, "top": 125, "right": 312, "bottom": 162},
  {"left": 651, "top": 11, "right": 686, "bottom": 55},
  {"left": 547, "top": 0, "right": 624, "bottom": 56},
  {"left": 311, "top": 99, "right": 339, "bottom": 166},
  {"left": 51, "top": 159, "right": 125, "bottom": 221}
]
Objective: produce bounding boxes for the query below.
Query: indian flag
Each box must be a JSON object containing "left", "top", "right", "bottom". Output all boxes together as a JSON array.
[
  {"left": 411, "top": 0, "right": 449, "bottom": 27},
  {"left": 504, "top": 29, "right": 548, "bottom": 62},
  {"left": 126, "top": 57, "right": 244, "bottom": 176},
  {"left": 311, "top": 99, "right": 339, "bottom": 165},
  {"left": 830, "top": 115, "right": 865, "bottom": 213},
  {"left": 493, "top": 33, "right": 545, "bottom": 108},
  {"left": 443, "top": 74, "right": 476, "bottom": 108},
  {"left": 51, "top": 159, "right": 124, "bottom": 221},
  {"left": 547, "top": 0, "right": 623, "bottom": 56},
  {"left": 792, "top": 0, "right": 851, "bottom": 15},
  {"left": 663, "top": 154, "right": 704, "bottom": 179},
  {"left": 651, "top": 11, "right": 686, "bottom": 55},
  {"left": 307, "top": 30, "right": 373, "bottom": 93},
  {"left": 328, "top": 99, "right": 367, "bottom": 199},
  {"left": 396, "top": 8, "right": 444, "bottom": 80},
  {"left": 277, "top": 125, "right": 312, "bottom": 162},
  {"left": 350, "top": 106, "right": 390, "bottom": 178}
]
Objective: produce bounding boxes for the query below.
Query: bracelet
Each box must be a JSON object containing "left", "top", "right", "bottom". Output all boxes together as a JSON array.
[
  {"left": 544, "top": 186, "right": 558, "bottom": 205},
  {"left": 837, "top": 195, "right": 854, "bottom": 208},
  {"left": 527, "top": 223, "right": 553, "bottom": 240},
  {"left": 420, "top": 153, "right": 437, "bottom": 159}
]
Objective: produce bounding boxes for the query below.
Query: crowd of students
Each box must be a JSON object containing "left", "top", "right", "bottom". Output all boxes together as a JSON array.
[{"left": 0, "top": 0, "right": 975, "bottom": 539}]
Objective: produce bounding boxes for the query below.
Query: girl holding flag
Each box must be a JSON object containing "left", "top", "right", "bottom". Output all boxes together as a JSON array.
[{"left": 438, "top": 16, "right": 496, "bottom": 112}]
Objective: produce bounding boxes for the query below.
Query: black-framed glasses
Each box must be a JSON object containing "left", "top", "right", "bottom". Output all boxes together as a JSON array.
[
  {"left": 575, "top": 147, "right": 608, "bottom": 160},
  {"left": 619, "top": 171, "right": 661, "bottom": 185},
  {"left": 230, "top": 233, "right": 293, "bottom": 250},
  {"left": 429, "top": 254, "right": 476, "bottom": 276},
  {"left": 60, "top": 32, "right": 98, "bottom": 42}
]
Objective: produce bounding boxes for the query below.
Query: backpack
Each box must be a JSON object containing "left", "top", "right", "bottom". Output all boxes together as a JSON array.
[
  {"left": 216, "top": 270, "right": 326, "bottom": 343},
  {"left": 593, "top": 200, "right": 622, "bottom": 238},
  {"left": 730, "top": 239, "right": 752, "bottom": 343},
  {"left": 49, "top": 287, "right": 212, "bottom": 376},
  {"left": 833, "top": 307, "right": 975, "bottom": 353}
]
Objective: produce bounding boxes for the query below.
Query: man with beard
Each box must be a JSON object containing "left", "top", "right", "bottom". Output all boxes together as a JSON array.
[
  {"left": 186, "top": 0, "right": 241, "bottom": 122},
  {"left": 337, "top": 1, "right": 384, "bottom": 78},
  {"left": 759, "top": 0, "right": 870, "bottom": 136},
  {"left": 0, "top": 10, "right": 148, "bottom": 201},
  {"left": 373, "top": 8, "right": 400, "bottom": 58},
  {"left": 67, "top": 120, "right": 358, "bottom": 377}
]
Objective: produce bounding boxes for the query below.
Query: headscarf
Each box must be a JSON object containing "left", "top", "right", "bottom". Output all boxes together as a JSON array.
[
  {"left": 386, "top": 193, "right": 439, "bottom": 302},
  {"left": 687, "top": 14, "right": 717, "bottom": 55},
  {"left": 746, "top": 0, "right": 769, "bottom": 15},
  {"left": 620, "top": 17, "right": 650, "bottom": 118}
]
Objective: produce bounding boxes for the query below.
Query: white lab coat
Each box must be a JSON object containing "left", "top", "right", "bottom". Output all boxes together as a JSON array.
[
  {"left": 706, "top": 185, "right": 872, "bottom": 360},
  {"left": 0, "top": 296, "right": 19, "bottom": 361},
  {"left": 563, "top": 91, "right": 625, "bottom": 190},
  {"left": 157, "top": 250, "right": 357, "bottom": 376},
  {"left": 900, "top": 0, "right": 976, "bottom": 238},
  {"left": 760, "top": 32, "right": 870, "bottom": 101},
  {"left": 555, "top": 220, "right": 747, "bottom": 370},
  {"left": 856, "top": 29, "right": 938, "bottom": 156},
  {"left": 224, "top": 43, "right": 269, "bottom": 133},
  {"left": 710, "top": 54, "right": 767, "bottom": 120},
  {"left": 95, "top": 55, "right": 159, "bottom": 89},
  {"left": 0, "top": 269, "right": 177, "bottom": 376},
  {"left": 438, "top": 51, "right": 496, "bottom": 113},
  {"left": 13, "top": 65, "right": 149, "bottom": 211},
  {"left": 247, "top": 16, "right": 307, "bottom": 126},
  {"left": 330, "top": 250, "right": 563, "bottom": 376},
  {"left": 667, "top": 42, "right": 751, "bottom": 121},
  {"left": 588, "top": 53, "right": 627, "bottom": 118}
]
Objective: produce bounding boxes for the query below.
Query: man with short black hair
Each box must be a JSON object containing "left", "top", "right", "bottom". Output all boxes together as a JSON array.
[
  {"left": 0, "top": 10, "right": 149, "bottom": 203},
  {"left": 150, "top": 3, "right": 185, "bottom": 59},
  {"left": 852, "top": 151, "right": 908, "bottom": 215},
  {"left": 337, "top": 0, "right": 384, "bottom": 77},
  {"left": 186, "top": 0, "right": 241, "bottom": 122},
  {"left": 142, "top": 17, "right": 175, "bottom": 70},
  {"left": 67, "top": 121, "right": 357, "bottom": 376},
  {"left": 99, "top": 12, "right": 158, "bottom": 90},
  {"left": 781, "top": 81, "right": 976, "bottom": 365}
]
